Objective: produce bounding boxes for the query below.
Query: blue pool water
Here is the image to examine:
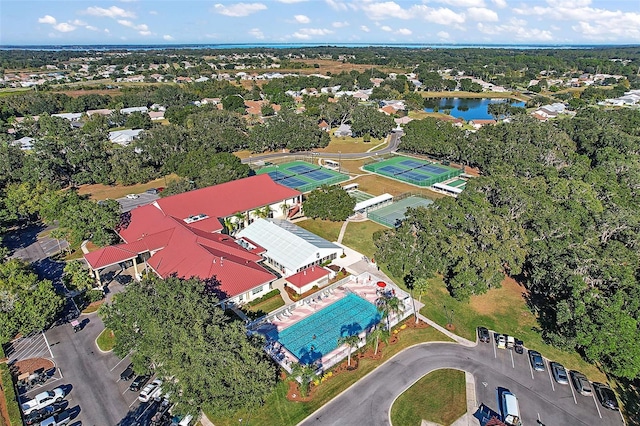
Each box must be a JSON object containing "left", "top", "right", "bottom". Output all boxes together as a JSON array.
[
  {"left": 423, "top": 97, "right": 525, "bottom": 120},
  {"left": 268, "top": 293, "right": 381, "bottom": 365}
]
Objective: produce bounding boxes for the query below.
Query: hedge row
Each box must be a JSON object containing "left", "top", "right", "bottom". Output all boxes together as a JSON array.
[
  {"left": 0, "top": 363, "right": 22, "bottom": 426},
  {"left": 247, "top": 289, "right": 280, "bottom": 307}
]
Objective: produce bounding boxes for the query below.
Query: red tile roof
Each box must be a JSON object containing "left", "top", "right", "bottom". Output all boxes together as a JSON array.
[
  {"left": 286, "top": 266, "right": 330, "bottom": 289},
  {"left": 85, "top": 175, "right": 301, "bottom": 299}
]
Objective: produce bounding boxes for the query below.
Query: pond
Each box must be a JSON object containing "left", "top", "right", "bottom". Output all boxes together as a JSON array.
[{"left": 423, "top": 97, "right": 525, "bottom": 121}]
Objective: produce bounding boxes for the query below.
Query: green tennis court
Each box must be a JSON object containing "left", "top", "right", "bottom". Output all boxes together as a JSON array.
[
  {"left": 368, "top": 196, "right": 434, "bottom": 228},
  {"left": 363, "top": 156, "right": 462, "bottom": 187},
  {"left": 256, "top": 160, "right": 349, "bottom": 192},
  {"left": 349, "top": 190, "right": 374, "bottom": 203}
]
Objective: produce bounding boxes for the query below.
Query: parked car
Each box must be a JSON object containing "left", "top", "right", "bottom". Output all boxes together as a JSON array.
[
  {"left": 24, "top": 403, "right": 65, "bottom": 425},
  {"left": 528, "top": 350, "right": 545, "bottom": 371},
  {"left": 139, "top": 379, "right": 163, "bottom": 403},
  {"left": 550, "top": 362, "right": 569, "bottom": 385},
  {"left": 120, "top": 363, "right": 135, "bottom": 381},
  {"left": 506, "top": 335, "right": 515, "bottom": 349},
  {"left": 145, "top": 188, "right": 159, "bottom": 195},
  {"left": 130, "top": 374, "right": 151, "bottom": 392},
  {"left": 514, "top": 339, "right": 524, "bottom": 355},
  {"left": 496, "top": 334, "right": 507, "bottom": 349},
  {"left": 570, "top": 371, "right": 593, "bottom": 396},
  {"left": 21, "top": 387, "right": 65, "bottom": 415},
  {"left": 477, "top": 326, "right": 490, "bottom": 343},
  {"left": 593, "top": 382, "right": 619, "bottom": 410},
  {"left": 126, "top": 194, "right": 139, "bottom": 199},
  {"left": 40, "top": 410, "right": 70, "bottom": 426}
]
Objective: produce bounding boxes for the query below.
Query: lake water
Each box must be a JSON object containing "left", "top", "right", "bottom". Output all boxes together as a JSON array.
[{"left": 423, "top": 98, "right": 525, "bottom": 121}]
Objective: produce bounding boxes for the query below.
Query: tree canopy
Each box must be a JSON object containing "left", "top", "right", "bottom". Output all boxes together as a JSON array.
[
  {"left": 303, "top": 185, "right": 356, "bottom": 221},
  {"left": 100, "top": 276, "right": 277, "bottom": 415}
]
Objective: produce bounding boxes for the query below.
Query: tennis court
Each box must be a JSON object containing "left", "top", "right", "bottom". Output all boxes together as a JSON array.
[
  {"left": 368, "top": 196, "right": 433, "bottom": 228},
  {"left": 363, "top": 156, "right": 462, "bottom": 187},
  {"left": 257, "top": 160, "right": 349, "bottom": 192},
  {"left": 350, "top": 190, "right": 374, "bottom": 204},
  {"left": 447, "top": 178, "right": 468, "bottom": 188}
]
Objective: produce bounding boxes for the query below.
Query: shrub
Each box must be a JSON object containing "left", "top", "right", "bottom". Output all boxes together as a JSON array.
[
  {"left": 0, "top": 363, "right": 22, "bottom": 426},
  {"left": 86, "top": 289, "right": 105, "bottom": 303},
  {"left": 247, "top": 289, "right": 280, "bottom": 307}
]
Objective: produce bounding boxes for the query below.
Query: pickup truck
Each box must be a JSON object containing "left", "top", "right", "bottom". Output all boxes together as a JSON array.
[{"left": 21, "top": 387, "right": 65, "bottom": 415}]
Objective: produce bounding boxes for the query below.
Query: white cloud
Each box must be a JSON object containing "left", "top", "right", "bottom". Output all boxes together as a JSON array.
[
  {"left": 294, "top": 14, "right": 311, "bottom": 24},
  {"left": 437, "top": 30, "right": 451, "bottom": 39},
  {"left": 104, "top": 28, "right": 110, "bottom": 33},
  {"left": 163, "top": 34, "right": 174, "bottom": 41},
  {"left": 437, "top": 0, "right": 485, "bottom": 7},
  {"left": 360, "top": 25, "right": 370, "bottom": 32},
  {"left": 360, "top": 2, "right": 412, "bottom": 20},
  {"left": 249, "top": 28, "right": 265, "bottom": 39},
  {"left": 84, "top": 6, "right": 135, "bottom": 19},
  {"left": 277, "top": 0, "right": 308, "bottom": 2},
  {"left": 325, "top": 0, "right": 348, "bottom": 11},
  {"left": 86, "top": 25, "right": 98, "bottom": 31},
  {"left": 492, "top": 0, "right": 507, "bottom": 8},
  {"left": 71, "top": 19, "right": 88, "bottom": 26},
  {"left": 53, "top": 23, "right": 76, "bottom": 32},
  {"left": 139, "top": 30, "right": 151, "bottom": 36},
  {"left": 396, "top": 28, "right": 412, "bottom": 35},
  {"left": 149, "top": 11, "right": 158, "bottom": 15},
  {"left": 477, "top": 18, "right": 554, "bottom": 41},
  {"left": 413, "top": 6, "right": 466, "bottom": 25},
  {"left": 294, "top": 28, "right": 333, "bottom": 36},
  {"left": 332, "top": 21, "right": 349, "bottom": 28},
  {"left": 117, "top": 20, "right": 148, "bottom": 31},
  {"left": 213, "top": 3, "right": 267, "bottom": 17},
  {"left": 381, "top": 25, "right": 393, "bottom": 32},
  {"left": 38, "top": 15, "right": 57, "bottom": 25},
  {"left": 467, "top": 7, "right": 498, "bottom": 22}
]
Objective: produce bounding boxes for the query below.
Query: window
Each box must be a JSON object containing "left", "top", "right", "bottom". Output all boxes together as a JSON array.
[{"left": 252, "top": 286, "right": 264, "bottom": 295}]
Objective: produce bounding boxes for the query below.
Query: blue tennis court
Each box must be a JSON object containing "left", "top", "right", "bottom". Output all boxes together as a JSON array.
[
  {"left": 378, "top": 165, "right": 406, "bottom": 175},
  {"left": 400, "top": 159, "right": 425, "bottom": 168},
  {"left": 289, "top": 164, "right": 318, "bottom": 174},
  {"left": 399, "top": 170, "right": 433, "bottom": 181},
  {"left": 419, "top": 164, "right": 448, "bottom": 174},
  {"left": 279, "top": 176, "right": 308, "bottom": 188},
  {"left": 306, "top": 170, "right": 334, "bottom": 180},
  {"left": 268, "top": 293, "right": 380, "bottom": 365},
  {"left": 267, "top": 171, "right": 295, "bottom": 182}
]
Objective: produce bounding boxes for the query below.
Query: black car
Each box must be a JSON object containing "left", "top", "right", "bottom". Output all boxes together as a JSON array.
[
  {"left": 514, "top": 339, "right": 524, "bottom": 354},
  {"left": 24, "top": 403, "right": 65, "bottom": 425},
  {"left": 593, "top": 382, "right": 619, "bottom": 410},
  {"left": 528, "top": 350, "right": 545, "bottom": 371},
  {"left": 120, "top": 363, "right": 135, "bottom": 381},
  {"left": 130, "top": 374, "right": 151, "bottom": 392},
  {"left": 477, "top": 326, "right": 490, "bottom": 343}
]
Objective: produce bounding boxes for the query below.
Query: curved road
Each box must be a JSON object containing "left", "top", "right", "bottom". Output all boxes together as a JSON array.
[
  {"left": 241, "top": 132, "right": 402, "bottom": 164},
  {"left": 300, "top": 342, "right": 623, "bottom": 426}
]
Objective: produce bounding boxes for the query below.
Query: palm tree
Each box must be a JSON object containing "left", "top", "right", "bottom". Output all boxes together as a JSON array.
[
  {"left": 223, "top": 217, "right": 234, "bottom": 235},
  {"left": 377, "top": 293, "right": 405, "bottom": 330},
  {"left": 233, "top": 211, "right": 245, "bottom": 232},
  {"left": 280, "top": 202, "right": 290, "bottom": 217},
  {"left": 337, "top": 334, "right": 361, "bottom": 367},
  {"left": 366, "top": 322, "right": 390, "bottom": 355},
  {"left": 290, "top": 363, "right": 317, "bottom": 398}
]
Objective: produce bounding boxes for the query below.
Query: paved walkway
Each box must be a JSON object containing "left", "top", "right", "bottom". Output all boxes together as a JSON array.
[
  {"left": 272, "top": 277, "right": 295, "bottom": 304},
  {"left": 336, "top": 219, "right": 349, "bottom": 244}
]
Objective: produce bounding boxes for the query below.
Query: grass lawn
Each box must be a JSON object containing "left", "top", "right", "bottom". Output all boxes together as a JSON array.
[
  {"left": 317, "top": 135, "right": 386, "bottom": 154},
  {"left": 342, "top": 221, "right": 388, "bottom": 259},
  {"left": 295, "top": 219, "right": 343, "bottom": 243},
  {"left": 96, "top": 329, "right": 116, "bottom": 352},
  {"left": 390, "top": 369, "right": 466, "bottom": 426},
  {"left": 77, "top": 174, "right": 179, "bottom": 200},
  {"left": 247, "top": 294, "right": 285, "bottom": 314},
  {"left": 418, "top": 275, "right": 608, "bottom": 383},
  {"left": 208, "top": 325, "right": 451, "bottom": 426}
]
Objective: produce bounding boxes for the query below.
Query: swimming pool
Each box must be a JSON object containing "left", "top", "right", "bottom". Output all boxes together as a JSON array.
[{"left": 268, "top": 293, "right": 381, "bottom": 365}]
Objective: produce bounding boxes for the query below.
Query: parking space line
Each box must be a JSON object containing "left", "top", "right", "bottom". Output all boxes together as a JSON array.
[
  {"left": 129, "top": 398, "right": 139, "bottom": 408},
  {"left": 42, "top": 331, "right": 54, "bottom": 359},
  {"left": 528, "top": 356, "right": 535, "bottom": 380},
  {"left": 592, "top": 391, "right": 602, "bottom": 418},
  {"left": 546, "top": 360, "right": 555, "bottom": 392},
  {"left": 568, "top": 376, "right": 578, "bottom": 404},
  {"left": 111, "top": 354, "right": 131, "bottom": 372},
  {"left": 122, "top": 388, "right": 130, "bottom": 395},
  {"left": 510, "top": 349, "right": 515, "bottom": 369}
]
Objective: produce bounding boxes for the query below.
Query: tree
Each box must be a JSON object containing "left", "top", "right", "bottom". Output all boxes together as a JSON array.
[
  {"left": 337, "top": 334, "right": 360, "bottom": 367},
  {"left": 63, "top": 260, "right": 96, "bottom": 292},
  {"left": 350, "top": 105, "right": 395, "bottom": 139},
  {"left": 0, "top": 259, "right": 64, "bottom": 344},
  {"left": 289, "top": 363, "right": 317, "bottom": 398},
  {"left": 303, "top": 185, "right": 356, "bottom": 221},
  {"left": 100, "top": 275, "right": 277, "bottom": 415},
  {"left": 376, "top": 294, "right": 404, "bottom": 330},
  {"left": 222, "top": 95, "right": 245, "bottom": 114},
  {"left": 366, "top": 322, "right": 390, "bottom": 355}
]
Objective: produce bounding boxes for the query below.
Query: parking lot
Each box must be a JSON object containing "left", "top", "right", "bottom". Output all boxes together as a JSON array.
[
  {"left": 474, "top": 330, "right": 625, "bottom": 426},
  {"left": 117, "top": 191, "right": 160, "bottom": 213}
]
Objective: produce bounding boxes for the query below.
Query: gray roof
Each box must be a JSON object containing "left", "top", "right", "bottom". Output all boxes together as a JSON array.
[{"left": 237, "top": 218, "right": 340, "bottom": 272}]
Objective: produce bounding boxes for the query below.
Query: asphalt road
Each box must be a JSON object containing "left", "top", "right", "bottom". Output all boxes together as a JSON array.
[
  {"left": 300, "top": 341, "right": 624, "bottom": 426},
  {"left": 117, "top": 192, "right": 160, "bottom": 213}
]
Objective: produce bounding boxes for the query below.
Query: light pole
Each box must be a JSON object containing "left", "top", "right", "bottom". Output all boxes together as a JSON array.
[
  {"left": 338, "top": 150, "right": 341, "bottom": 173},
  {"left": 443, "top": 304, "right": 453, "bottom": 328}
]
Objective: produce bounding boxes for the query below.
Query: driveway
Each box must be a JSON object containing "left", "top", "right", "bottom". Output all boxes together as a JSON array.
[
  {"left": 5, "top": 224, "right": 69, "bottom": 264},
  {"left": 117, "top": 192, "right": 160, "bottom": 213},
  {"left": 300, "top": 342, "right": 624, "bottom": 426}
]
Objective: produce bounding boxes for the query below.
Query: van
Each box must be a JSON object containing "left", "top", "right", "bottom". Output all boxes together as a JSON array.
[{"left": 501, "top": 391, "right": 522, "bottom": 426}]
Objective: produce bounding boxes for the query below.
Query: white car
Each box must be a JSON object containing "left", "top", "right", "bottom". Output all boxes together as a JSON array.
[
  {"left": 126, "top": 194, "right": 139, "bottom": 199},
  {"left": 21, "top": 387, "right": 65, "bottom": 415},
  {"left": 138, "top": 379, "right": 162, "bottom": 402}
]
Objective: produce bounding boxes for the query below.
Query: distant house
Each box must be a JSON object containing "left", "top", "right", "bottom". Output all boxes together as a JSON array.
[
  {"left": 334, "top": 123, "right": 353, "bottom": 137},
  {"left": 108, "top": 129, "right": 144, "bottom": 146},
  {"left": 52, "top": 112, "right": 82, "bottom": 122},
  {"left": 120, "top": 106, "right": 148, "bottom": 115},
  {"left": 318, "top": 120, "right": 330, "bottom": 132},
  {"left": 148, "top": 111, "right": 165, "bottom": 121},
  {"left": 469, "top": 119, "right": 497, "bottom": 129},
  {"left": 87, "top": 109, "right": 113, "bottom": 117},
  {"left": 11, "top": 136, "right": 34, "bottom": 151},
  {"left": 379, "top": 105, "right": 397, "bottom": 116},
  {"left": 285, "top": 266, "right": 333, "bottom": 295}
]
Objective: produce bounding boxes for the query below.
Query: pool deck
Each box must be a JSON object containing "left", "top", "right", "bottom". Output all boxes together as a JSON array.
[{"left": 251, "top": 272, "right": 412, "bottom": 372}]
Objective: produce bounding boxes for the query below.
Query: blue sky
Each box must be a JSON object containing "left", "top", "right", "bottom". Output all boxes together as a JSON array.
[{"left": 1, "top": 0, "right": 639, "bottom": 45}]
